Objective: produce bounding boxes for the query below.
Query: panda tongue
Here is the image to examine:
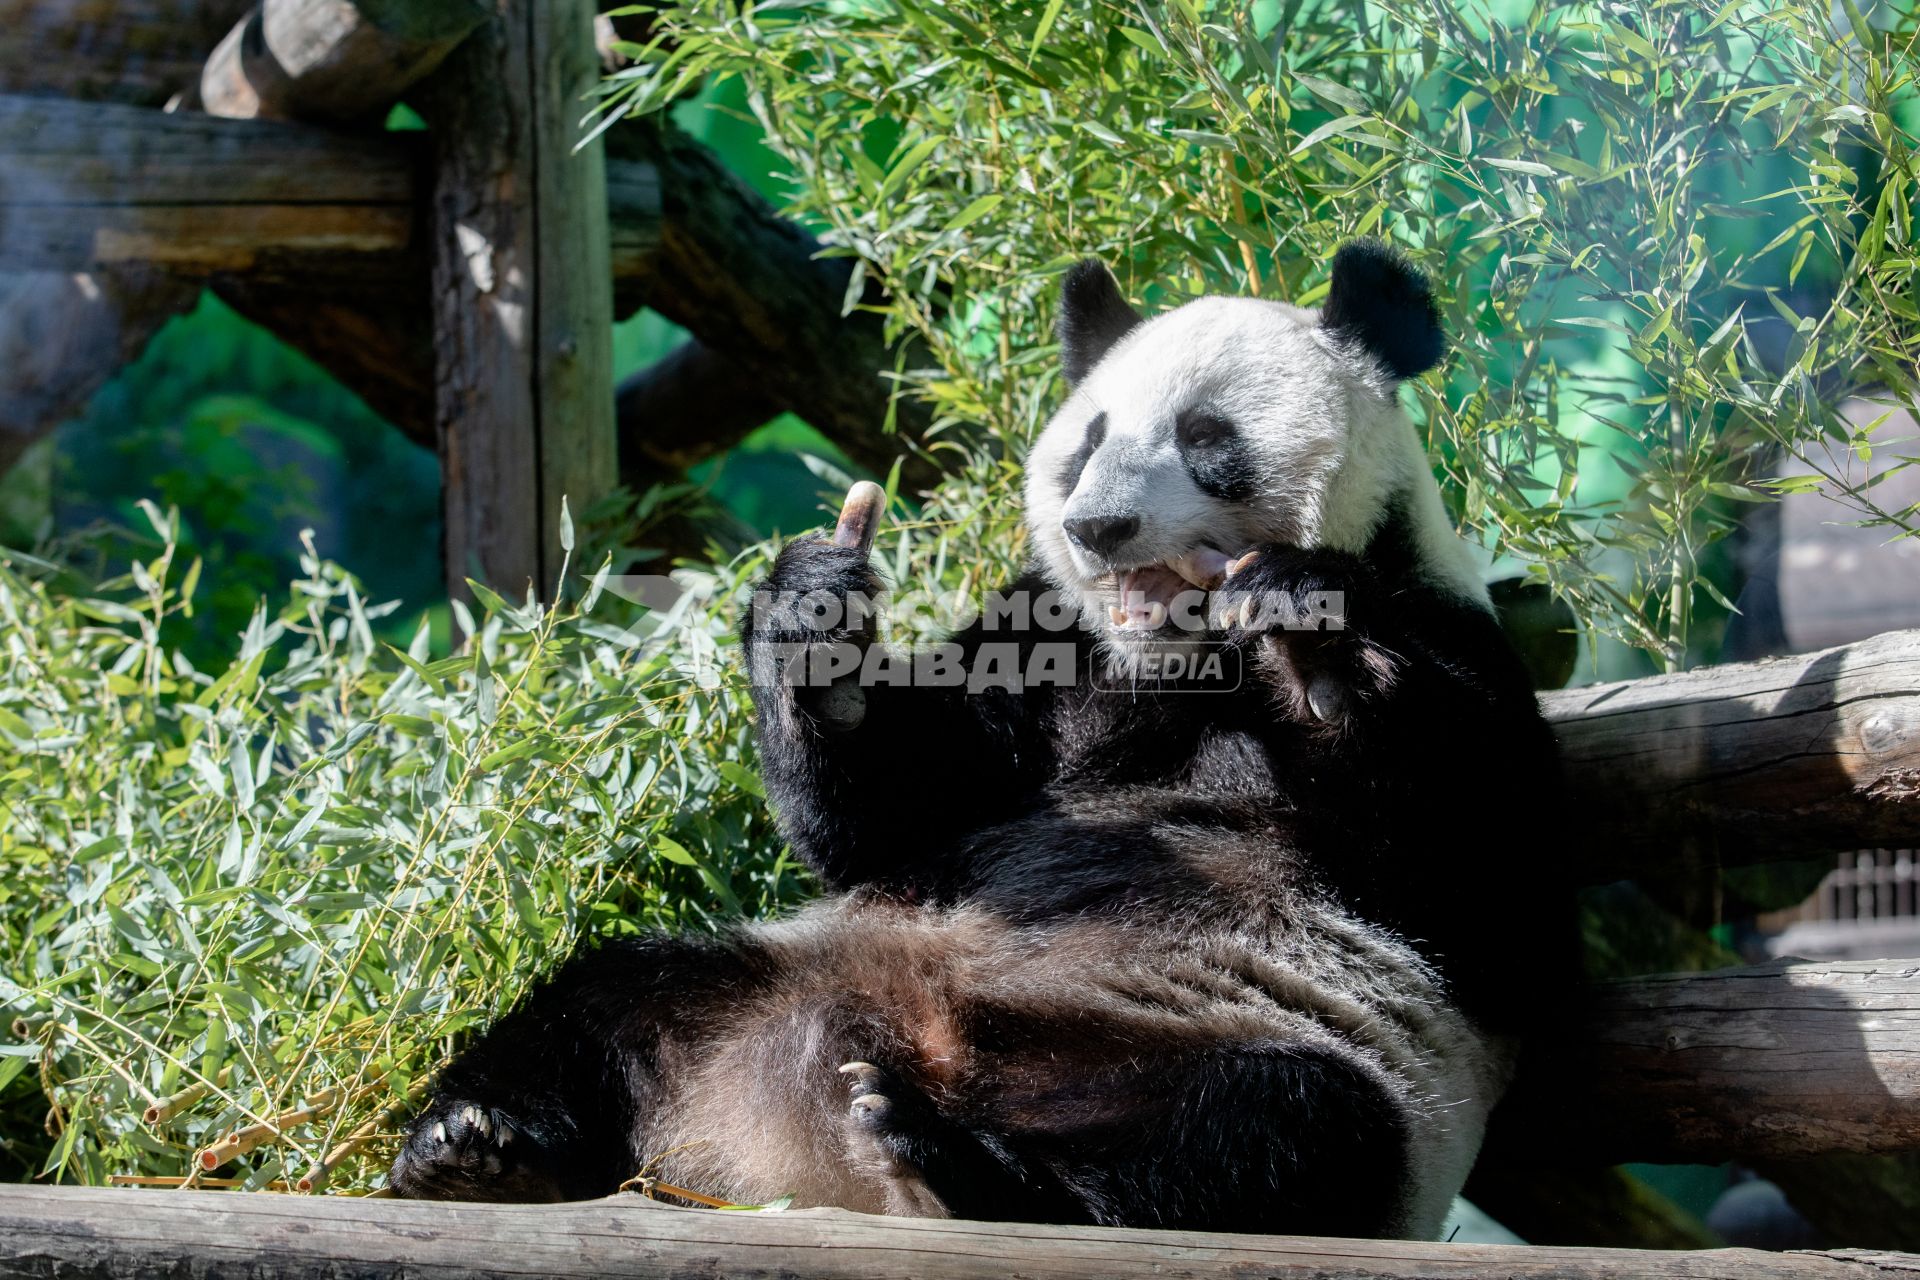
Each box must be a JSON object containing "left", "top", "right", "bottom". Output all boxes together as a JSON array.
[{"left": 1117, "top": 565, "right": 1190, "bottom": 627}]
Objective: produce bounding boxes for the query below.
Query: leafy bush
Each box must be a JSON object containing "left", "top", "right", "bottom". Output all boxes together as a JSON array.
[
  {"left": 607, "top": 0, "right": 1920, "bottom": 669},
  {"left": 0, "top": 506, "right": 807, "bottom": 1189}
]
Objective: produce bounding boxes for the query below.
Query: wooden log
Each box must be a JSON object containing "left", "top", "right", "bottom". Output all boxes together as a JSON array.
[
  {"left": 0, "top": 95, "right": 416, "bottom": 276},
  {"left": 193, "top": 0, "right": 488, "bottom": 124},
  {"left": 0, "top": 1184, "right": 1913, "bottom": 1279},
  {"left": 186, "top": 0, "right": 488, "bottom": 456},
  {"left": 0, "top": 0, "right": 252, "bottom": 106},
  {"left": 417, "top": 0, "right": 616, "bottom": 598},
  {"left": 611, "top": 121, "right": 942, "bottom": 494},
  {"left": 0, "top": 268, "right": 195, "bottom": 470},
  {"left": 615, "top": 338, "right": 780, "bottom": 484},
  {"left": 1542, "top": 627, "right": 1920, "bottom": 883},
  {"left": 1491, "top": 957, "right": 1920, "bottom": 1164}
]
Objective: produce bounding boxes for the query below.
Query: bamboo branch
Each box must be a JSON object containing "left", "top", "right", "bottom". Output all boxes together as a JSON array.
[{"left": 195, "top": 1086, "right": 349, "bottom": 1171}]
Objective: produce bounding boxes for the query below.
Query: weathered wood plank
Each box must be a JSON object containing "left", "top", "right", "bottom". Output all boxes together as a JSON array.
[
  {"left": 0, "top": 95, "right": 416, "bottom": 275},
  {"left": 611, "top": 120, "right": 943, "bottom": 493},
  {"left": 1542, "top": 628, "right": 1920, "bottom": 883},
  {"left": 0, "top": 0, "right": 252, "bottom": 105},
  {"left": 418, "top": 0, "right": 616, "bottom": 597},
  {"left": 0, "top": 1184, "right": 1914, "bottom": 1279},
  {"left": 1494, "top": 958, "right": 1920, "bottom": 1164},
  {"left": 194, "top": 0, "right": 488, "bottom": 124}
]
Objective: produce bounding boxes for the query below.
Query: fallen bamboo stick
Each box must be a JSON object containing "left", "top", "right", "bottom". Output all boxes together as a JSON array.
[{"left": 195, "top": 1086, "right": 349, "bottom": 1171}]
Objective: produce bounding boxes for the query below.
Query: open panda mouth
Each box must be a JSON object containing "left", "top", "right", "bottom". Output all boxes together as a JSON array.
[{"left": 1105, "top": 546, "right": 1236, "bottom": 631}]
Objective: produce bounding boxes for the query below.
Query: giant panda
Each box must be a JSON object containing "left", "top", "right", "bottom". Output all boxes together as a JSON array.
[{"left": 388, "top": 240, "right": 1569, "bottom": 1239}]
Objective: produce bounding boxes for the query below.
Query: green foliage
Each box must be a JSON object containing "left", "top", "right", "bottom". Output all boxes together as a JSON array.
[
  {"left": 35, "top": 292, "right": 443, "bottom": 662},
  {"left": 606, "top": 0, "right": 1920, "bottom": 670},
  {"left": 0, "top": 507, "right": 809, "bottom": 1189}
]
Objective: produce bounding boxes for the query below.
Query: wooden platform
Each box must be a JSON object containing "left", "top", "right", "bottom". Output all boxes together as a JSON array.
[{"left": 1, "top": 1184, "right": 1917, "bottom": 1279}]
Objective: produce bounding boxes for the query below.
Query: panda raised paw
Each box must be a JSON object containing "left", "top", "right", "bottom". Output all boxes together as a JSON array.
[{"left": 1211, "top": 547, "right": 1399, "bottom": 728}]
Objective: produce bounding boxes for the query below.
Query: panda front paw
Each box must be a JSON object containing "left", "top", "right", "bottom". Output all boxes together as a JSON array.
[
  {"left": 389, "top": 1100, "right": 565, "bottom": 1203},
  {"left": 742, "top": 537, "right": 885, "bottom": 733},
  {"left": 1212, "top": 547, "right": 1398, "bottom": 728}
]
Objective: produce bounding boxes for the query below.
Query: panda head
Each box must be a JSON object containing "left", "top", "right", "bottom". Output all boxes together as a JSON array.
[{"left": 1025, "top": 239, "right": 1486, "bottom": 639}]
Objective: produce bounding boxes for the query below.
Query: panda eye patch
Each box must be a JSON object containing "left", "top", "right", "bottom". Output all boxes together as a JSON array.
[
  {"left": 1176, "top": 408, "right": 1235, "bottom": 449},
  {"left": 1176, "top": 408, "right": 1256, "bottom": 502}
]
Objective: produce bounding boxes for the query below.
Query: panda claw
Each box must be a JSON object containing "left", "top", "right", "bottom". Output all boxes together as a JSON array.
[
  {"left": 838, "top": 1061, "right": 875, "bottom": 1076},
  {"left": 1225, "top": 549, "right": 1261, "bottom": 579},
  {"left": 431, "top": 1121, "right": 447, "bottom": 1143},
  {"left": 850, "top": 1092, "right": 890, "bottom": 1117}
]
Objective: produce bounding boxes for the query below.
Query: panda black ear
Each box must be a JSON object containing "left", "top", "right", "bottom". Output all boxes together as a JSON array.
[
  {"left": 1318, "top": 239, "right": 1445, "bottom": 381},
  {"left": 1058, "top": 260, "right": 1143, "bottom": 385}
]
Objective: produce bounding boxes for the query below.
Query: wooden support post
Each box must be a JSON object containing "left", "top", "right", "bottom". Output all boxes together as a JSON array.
[
  {"left": 1, "top": 1183, "right": 1915, "bottom": 1278},
  {"left": 420, "top": 0, "right": 615, "bottom": 600}
]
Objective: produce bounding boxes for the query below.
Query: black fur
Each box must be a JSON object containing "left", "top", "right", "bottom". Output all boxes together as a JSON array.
[
  {"left": 1318, "top": 239, "right": 1446, "bottom": 381},
  {"left": 391, "top": 263, "right": 1570, "bottom": 1234},
  {"left": 1175, "top": 407, "right": 1258, "bottom": 502},
  {"left": 1058, "top": 261, "right": 1142, "bottom": 385},
  {"left": 391, "top": 520, "right": 1570, "bottom": 1230},
  {"left": 1056, "top": 411, "right": 1107, "bottom": 497}
]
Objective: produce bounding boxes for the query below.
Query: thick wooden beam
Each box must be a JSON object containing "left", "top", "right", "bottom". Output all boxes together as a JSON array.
[
  {"left": 615, "top": 338, "right": 780, "bottom": 484},
  {"left": 1543, "top": 628, "right": 1920, "bottom": 884},
  {"left": 0, "top": 1184, "right": 1913, "bottom": 1279},
  {"left": 1493, "top": 958, "right": 1920, "bottom": 1165},
  {"left": 0, "top": 0, "right": 252, "bottom": 105},
  {"left": 417, "top": 0, "right": 616, "bottom": 598},
  {"left": 611, "top": 121, "right": 942, "bottom": 493},
  {"left": 0, "top": 268, "right": 195, "bottom": 468},
  {"left": 0, "top": 94, "right": 416, "bottom": 276},
  {"left": 0, "top": 3, "right": 476, "bottom": 470},
  {"left": 193, "top": 0, "right": 488, "bottom": 124}
]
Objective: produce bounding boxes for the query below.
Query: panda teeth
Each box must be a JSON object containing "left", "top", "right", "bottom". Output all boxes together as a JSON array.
[{"left": 1108, "top": 606, "right": 1128, "bottom": 627}]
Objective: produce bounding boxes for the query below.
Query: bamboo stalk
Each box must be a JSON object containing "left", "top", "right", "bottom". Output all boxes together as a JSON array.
[
  {"left": 294, "top": 1102, "right": 403, "bottom": 1193},
  {"left": 195, "top": 1086, "right": 348, "bottom": 1171},
  {"left": 143, "top": 1067, "right": 233, "bottom": 1127}
]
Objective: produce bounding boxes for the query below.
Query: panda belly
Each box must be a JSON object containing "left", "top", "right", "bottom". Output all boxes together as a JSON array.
[{"left": 649, "top": 890, "right": 1508, "bottom": 1239}]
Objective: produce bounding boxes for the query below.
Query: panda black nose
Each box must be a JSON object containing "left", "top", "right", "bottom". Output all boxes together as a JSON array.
[{"left": 1063, "top": 514, "right": 1140, "bottom": 557}]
